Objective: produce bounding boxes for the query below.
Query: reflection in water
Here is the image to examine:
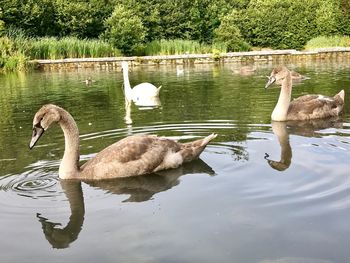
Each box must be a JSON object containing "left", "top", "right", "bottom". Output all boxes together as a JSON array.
[
  {"left": 265, "top": 118, "right": 343, "bottom": 171},
  {"left": 37, "top": 180, "right": 84, "bottom": 249},
  {"left": 124, "top": 96, "right": 161, "bottom": 125},
  {"left": 37, "top": 158, "right": 214, "bottom": 249},
  {"left": 265, "top": 122, "right": 292, "bottom": 171}
]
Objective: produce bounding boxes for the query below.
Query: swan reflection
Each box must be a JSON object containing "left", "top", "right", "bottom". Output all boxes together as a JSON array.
[
  {"left": 37, "top": 158, "right": 215, "bottom": 248},
  {"left": 265, "top": 118, "right": 342, "bottom": 171},
  {"left": 124, "top": 96, "right": 161, "bottom": 126}
]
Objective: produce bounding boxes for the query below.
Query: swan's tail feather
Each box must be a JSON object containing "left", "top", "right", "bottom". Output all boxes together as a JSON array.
[
  {"left": 335, "top": 89, "right": 345, "bottom": 102},
  {"left": 180, "top": 133, "right": 217, "bottom": 163},
  {"left": 200, "top": 133, "right": 217, "bottom": 146},
  {"left": 157, "top": 86, "right": 162, "bottom": 96}
]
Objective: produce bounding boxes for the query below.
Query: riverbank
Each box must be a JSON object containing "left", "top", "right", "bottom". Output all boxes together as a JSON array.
[{"left": 32, "top": 47, "right": 350, "bottom": 71}]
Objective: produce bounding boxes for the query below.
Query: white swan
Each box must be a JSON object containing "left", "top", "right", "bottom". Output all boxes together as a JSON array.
[
  {"left": 121, "top": 61, "right": 161, "bottom": 106},
  {"left": 265, "top": 66, "right": 345, "bottom": 121},
  {"left": 176, "top": 65, "right": 184, "bottom": 76},
  {"left": 29, "top": 104, "right": 217, "bottom": 180}
]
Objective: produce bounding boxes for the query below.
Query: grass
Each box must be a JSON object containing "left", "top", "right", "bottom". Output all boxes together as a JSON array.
[
  {"left": 28, "top": 37, "right": 121, "bottom": 59},
  {"left": 143, "top": 39, "right": 227, "bottom": 55},
  {"left": 304, "top": 36, "right": 350, "bottom": 50},
  {"left": 0, "top": 34, "right": 122, "bottom": 72}
]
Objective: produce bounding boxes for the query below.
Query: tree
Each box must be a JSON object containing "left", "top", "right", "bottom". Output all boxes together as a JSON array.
[
  {"left": 0, "top": 8, "right": 5, "bottom": 35},
  {"left": 102, "top": 4, "right": 146, "bottom": 55},
  {"left": 214, "top": 10, "right": 251, "bottom": 51}
]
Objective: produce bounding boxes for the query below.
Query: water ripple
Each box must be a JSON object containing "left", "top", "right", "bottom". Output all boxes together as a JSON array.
[{"left": 0, "top": 161, "right": 60, "bottom": 200}]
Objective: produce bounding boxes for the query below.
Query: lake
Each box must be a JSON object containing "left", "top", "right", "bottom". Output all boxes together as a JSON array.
[{"left": 0, "top": 61, "right": 350, "bottom": 263}]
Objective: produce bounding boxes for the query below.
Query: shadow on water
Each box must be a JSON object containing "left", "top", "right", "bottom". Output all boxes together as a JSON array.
[
  {"left": 265, "top": 118, "right": 343, "bottom": 171},
  {"left": 36, "top": 158, "right": 215, "bottom": 249}
]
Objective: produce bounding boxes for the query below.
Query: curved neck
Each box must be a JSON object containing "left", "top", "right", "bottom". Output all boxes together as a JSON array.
[
  {"left": 122, "top": 67, "right": 133, "bottom": 101},
  {"left": 37, "top": 180, "right": 85, "bottom": 249},
  {"left": 58, "top": 108, "right": 80, "bottom": 179},
  {"left": 271, "top": 73, "right": 292, "bottom": 121}
]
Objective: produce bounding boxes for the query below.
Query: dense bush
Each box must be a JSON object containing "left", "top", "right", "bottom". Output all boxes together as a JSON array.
[
  {"left": 1, "top": 0, "right": 350, "bottom": 58},
  {"left": 231, "top": 0, "right": 348, "bottom": 50},
  {"left": 213, "top": 10, "right": 251, "bottom": 52},
  {"left": 102, "top": 4, "right": 146, "bottom": 55}
]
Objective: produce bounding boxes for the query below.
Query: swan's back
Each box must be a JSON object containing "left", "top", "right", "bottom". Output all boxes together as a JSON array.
[
  {"left": 287, "top": 91, "right": 344, "bottom": 120},
  {"left": 133, "top": 83, "right": 161, "bottom": 96},
  {"left": 79, "top": 134, "right": 216, "bottom": 180}
]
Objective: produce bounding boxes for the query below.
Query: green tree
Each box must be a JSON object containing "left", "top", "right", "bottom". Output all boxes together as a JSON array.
[
  {"left": 2, "top": 0, "right": 57, "bottom": 36},
  {"left": 102, "top": 4, "right": 146, "bottom": 55},
  {"left": 214, "top": 10, "right": 250, "bottom": 51},
  {"left": 234, "top": 0, "right": 345, "bottom": 50},
  {"left": 0, "top": 8, "right": 5, "bottom": 35}
]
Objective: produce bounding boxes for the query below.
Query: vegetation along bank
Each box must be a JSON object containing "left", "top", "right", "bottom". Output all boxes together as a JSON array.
[{"left": 1, "top": 0, "right": 350, "bottom": 72}]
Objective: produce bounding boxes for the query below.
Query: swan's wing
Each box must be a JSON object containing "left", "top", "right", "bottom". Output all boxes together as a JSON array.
[
  {"left": 289, "top": 94, "right": 340, "bottom": 117},
  {"left": 80, "top": 135, "right": 181, "bottom": 179},
  {"left": 133, "top": 83, "right": 159, "bottom": 93}
]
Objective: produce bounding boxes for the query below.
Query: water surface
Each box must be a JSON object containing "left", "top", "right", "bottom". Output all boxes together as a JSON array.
[{"left": 1, "top": 61, "right": 350, "bottom": 263}]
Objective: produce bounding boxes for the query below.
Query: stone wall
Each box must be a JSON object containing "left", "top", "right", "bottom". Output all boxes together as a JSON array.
[{"left": 31, "top": 48, "right": 350, "bottom": 71}]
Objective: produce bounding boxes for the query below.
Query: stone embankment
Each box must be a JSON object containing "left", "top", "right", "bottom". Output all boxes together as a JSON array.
[{"left": 32, "top": 48, "right": 350, "bottom": 70}]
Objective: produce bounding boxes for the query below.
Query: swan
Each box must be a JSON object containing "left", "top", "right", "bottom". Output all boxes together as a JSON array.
[
  {"left": 121, "top": 61, "right": 161, "bottom": 106},
  {"left": 265, "top": 66, "right": 345, "bottom": 121},
  {"left": 176, "top": 65, "right": 184, "bottom": 76},
  {"left": 29, "top": 104, "right": 217, "bottom": 180},
  {"left": 290, "top": 70, "right": 307, "bottom": 80},
  {"left": 232, "top": 65, "right": 256, "bottom": 76}
]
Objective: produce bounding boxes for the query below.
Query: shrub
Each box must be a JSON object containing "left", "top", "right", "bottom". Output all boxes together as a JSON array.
[
  {"left": 213, "top": 10, "right": 251, "bottom": 52},
  {"left": 102, "top": 4, "right": 146, "bottom": 55},
  {"left": 234, "top": 0, "right": 346, "bottom": 50}
]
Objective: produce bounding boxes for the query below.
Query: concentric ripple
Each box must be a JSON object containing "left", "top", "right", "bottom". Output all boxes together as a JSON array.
[{"left": 0, "top": 160, "right": 60, "bottom": 199}]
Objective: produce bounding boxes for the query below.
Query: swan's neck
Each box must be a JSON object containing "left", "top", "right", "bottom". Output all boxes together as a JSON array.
[
  {"left": 273, "top": 123, "right": 292, "bottom": 165},
  {"left": 122, "top": 68, "right": 133, "bottom": 101},
  {"left": 271, "top": 74, "right": 292, "bottom": 121},
  {"left": 58, "top": 109, "right": 80, "bottom": 179}
]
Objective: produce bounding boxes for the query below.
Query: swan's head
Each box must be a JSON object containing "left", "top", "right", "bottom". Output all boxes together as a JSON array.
[
  {"left": 265, "top": 66, "right": 290, "bottom": 89},
  {"left": 29, "top": 104, "right": 61, "bottom": 149}
]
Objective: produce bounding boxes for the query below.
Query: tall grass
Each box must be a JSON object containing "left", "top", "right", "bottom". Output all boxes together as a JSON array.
[
  {"left": 144, "top": 39, "right": 227, "bottom": 55},
  {"left": 28, "top": 37, "right": 121, "bottom": 59},
  {"left": 0, "top": 35, "right": 122, "bottom": 72},
  {"left": 304, "top": 36, "right": 350, "bottom": 50}
]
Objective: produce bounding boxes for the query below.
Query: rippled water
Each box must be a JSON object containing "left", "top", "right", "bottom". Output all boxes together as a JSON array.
[{"left": 1, "top": 61, "right": 350, "bottom": 262}]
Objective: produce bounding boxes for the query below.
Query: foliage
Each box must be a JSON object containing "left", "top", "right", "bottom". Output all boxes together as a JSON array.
[
  {"left": 233, "top": 0, "right": 347, "bottom": 50},
  {"left": 28, "top": 37, "right": 121, "bottom": 59},
  {"left": 213, "top": 10, "right": 251, "bottom": 52},
  {"left": 304, "top": 36, "right": 350, "bottom": 50},
  {"left": 102, "top": 4, "right": 146, "bottom": 55},
  {"left": 0, "top": 8, "right": 5, "bottom": 35},
  {"left": 1, "top": 0, "right": 350, "bottom": 57},
  {"left": 0, "top": 37, "right": 29, "bottom": 72},
  {"left": 143, "top": 39, "right": 227, "bottom": 56}
]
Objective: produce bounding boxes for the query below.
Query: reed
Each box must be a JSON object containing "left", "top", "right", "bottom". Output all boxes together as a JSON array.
[
  {"left": 144, "top": 39, "right": 227, "bottom": 55},
  {"left": 304, "top": 36, "right": 350, "bottom": 50},
  {"left": 27, "top": 37, "right": 121, "bottom": 59}
]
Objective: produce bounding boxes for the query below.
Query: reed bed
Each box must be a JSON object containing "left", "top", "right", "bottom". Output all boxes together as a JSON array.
[
  {"left": 144, "top": 39, "right": 227, "bottom": 55},
  {"left": 304, "top": 36, "right": 350, "bottom": 50},
  {"left": 0, "top": 35, "right": 121, "bottom": 72},
  {"left": 28, "top": 37, "right": 121, "bottom": 59}
]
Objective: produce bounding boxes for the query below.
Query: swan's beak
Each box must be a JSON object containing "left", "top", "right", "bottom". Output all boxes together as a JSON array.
[
  {"left": 265, "top": 76, "right": 276, "bottom": 89},
  {"left": 29, "top": 126, "right": 45, "bottom": 149}
]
